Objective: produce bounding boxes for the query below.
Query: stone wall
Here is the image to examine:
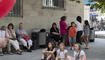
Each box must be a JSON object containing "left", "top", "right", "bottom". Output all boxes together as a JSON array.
[{"left": 0, "top": 0, "right": 84, "bottom": 33}]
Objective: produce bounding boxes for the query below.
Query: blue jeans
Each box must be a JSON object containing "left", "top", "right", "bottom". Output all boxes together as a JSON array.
[{"left": 69, "top": 37, "right": 76, "bottom": 43}]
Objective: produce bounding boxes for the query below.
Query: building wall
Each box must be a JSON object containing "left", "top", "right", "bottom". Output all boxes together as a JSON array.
[
  {"left": 84, "top": 5, "right": 90, "bottom": 21},
  {"left": 0, "top": 0, "right": 84, "bottom": 33}
]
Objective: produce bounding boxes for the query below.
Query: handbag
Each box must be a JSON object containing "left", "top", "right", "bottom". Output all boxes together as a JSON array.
[{"left": 23, "top": 36, "right": 31, "bottom": 41}]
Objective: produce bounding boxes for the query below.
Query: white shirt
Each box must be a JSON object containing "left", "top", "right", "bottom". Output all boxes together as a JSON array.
[
  {"left": 74, "top": 50, "right": 85, "bottom": 60},
  {"left": 16, "top": 29, "right": 27, "bottom": 38},
  {"left": 57, "top": 49, "right": 68, "bottom": 59},
  {"left": 75, "top": 21, "right": 83, "bottom": 31},
  {"left": 7, "top": 30, "right": 16, "bottom": 38}
]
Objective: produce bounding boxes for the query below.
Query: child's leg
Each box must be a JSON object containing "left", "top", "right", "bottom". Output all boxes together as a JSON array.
[
  {"left": 50, "top": 53, "right": 55, "bottom": 60},
  {"left": 42, "top": 50, "right": 47, "bottom": 59},
  {"left": 47, "top": 53, "right": 55, "bottom": 60},
  {"left": 56, "top": 56, "right": 60, "bottom": 60},
  {"left": 69, "top": 42, "right": 72, "bottom": 47},
  {"left": 69, "top": 37, "right": 72, "bottom": 47},
  {"left": 86, "top": 35, "right": 89, "bottom": 48},
  {"left": 71, "top": 38, "right": 73, "bottom": 47},
  {"left": 73, "top": 38, "right": 76, "bottom": 47},
  {"left": 41, "top": 54, "right": 45, "bottom": 59},
  {"left": 47, "top": 54, "right": 52, "bottom": 60}
]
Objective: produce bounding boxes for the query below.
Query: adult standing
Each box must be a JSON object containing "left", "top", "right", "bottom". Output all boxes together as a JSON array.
[
  {"left": 75, "top": 16, "right": 83, "bottom": 44},
  {"left": 59, "top": 16, "right": 68, "bottom": 45}
]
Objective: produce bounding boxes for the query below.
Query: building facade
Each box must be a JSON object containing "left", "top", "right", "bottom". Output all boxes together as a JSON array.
[{"left": 0, "top": 0, "right": 84, "bottom": 33}]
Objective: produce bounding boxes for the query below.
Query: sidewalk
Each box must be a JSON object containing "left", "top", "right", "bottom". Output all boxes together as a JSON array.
[{"left": 0, "top": 38, "right": 105, "bottom": 60}]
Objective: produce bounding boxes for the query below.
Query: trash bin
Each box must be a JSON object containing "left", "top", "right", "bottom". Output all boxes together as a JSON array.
[
  {"left": 89, "top": 28, "right": 95, "bottom": 42},
  {"left": 39, "top": 29, "right": 47, "bottom": 46},
  {"left": 31, "top": 29, "right": 40, "bottom": 50},
  {"left": 31, "top": 29, "right": 47, "bottom": 49}
]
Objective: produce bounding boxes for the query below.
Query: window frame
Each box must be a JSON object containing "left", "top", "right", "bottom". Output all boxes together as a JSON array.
[
  {"left": 6, "top": 0, "right": 23, "bottom": 17},
  {"left": 42, "top": 0, "right": 66, "bottom": 10}
]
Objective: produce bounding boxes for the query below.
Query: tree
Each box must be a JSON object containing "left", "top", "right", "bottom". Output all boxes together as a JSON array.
[
  {"left": 70, "top": 0, "right": 105, "bottom": 13},
  {"left": 88, "top": 0, "right": 105, "bottom": 13}
]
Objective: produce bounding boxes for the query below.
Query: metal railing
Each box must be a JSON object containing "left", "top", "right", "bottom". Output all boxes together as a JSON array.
[
  {"left": 7, "top": 0, "right": 23, "bottom": 17},
  {"left": 42, "top": 0, "right": 64, "bottom": 8}
]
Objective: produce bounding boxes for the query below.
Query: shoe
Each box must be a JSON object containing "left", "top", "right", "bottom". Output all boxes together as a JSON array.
[
  {"left": 85, "top": 47, "right": 89, "bottom": 49},
  {"left": 8, "top": 52, "right": 14, "bottom": 55},
  {"left": 0, "top": 52, "right": 4, "bottom": 56},
  {"left": 17, "top": 50, "right": 23, "bottom": 55},
  {"left": 27, "top": 49, "right": 32, "bottom": 52}
]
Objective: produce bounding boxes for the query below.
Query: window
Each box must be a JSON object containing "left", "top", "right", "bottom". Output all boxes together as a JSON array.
[
  {"left": 42, "top": 0, "right": 65, "bottom": 9},
  {"left": 7, "top": 0, "right": 23, "bottom": 17}
]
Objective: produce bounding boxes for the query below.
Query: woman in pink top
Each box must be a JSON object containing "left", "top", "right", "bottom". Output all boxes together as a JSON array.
[{"left": 59, "top": 16, "right": 68, "bottom": 45}]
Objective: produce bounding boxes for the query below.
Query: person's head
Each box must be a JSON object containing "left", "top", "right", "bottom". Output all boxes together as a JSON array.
[
  {"left": 1, "top": 26, "right": 6, "bottom": 31},
  {"left": 48, "top": 42, "right": 55, "bottom": 49},
  {"left": 19, "top": 23, "right": 23, "bottom": 30},
  {"left": 84, "top": 20, "right": 90, "bottom": 27},
  {"left": 52, "top": 22, "right": 57, "bottom": 28},
  {"left": 8, "top": 23, "right": 14, "bottom": 30},
  {"left": 76, "top": 16, "right": 82, "bottom": 23},
  {"left": 61, "top": 16, "right": 67, "bottom": 21},
  {"left": 59, "top": 43, "right": 65, "bottom": 51},
  {"left": 71, "top": 22, "right": 76, "bottom": 27},
  {"left": 74, "top": 43, "right": 81, "bottom": 51}
]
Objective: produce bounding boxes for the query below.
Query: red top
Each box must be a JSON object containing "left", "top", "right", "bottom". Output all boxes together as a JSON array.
[
  {"left": 69, "top": 27, "right": 76, "bottom": 37},
  {"left": 0, "top": 0, "right": 16, "bottom": 18}
]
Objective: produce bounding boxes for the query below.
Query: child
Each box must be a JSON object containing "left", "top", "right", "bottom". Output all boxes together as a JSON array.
[
  {"left": 69, "top": 22, "right": 76, "bottom": 50},
  {"left": 83, "top": 20, "right": 90, "bottom": 49},
  {"left": 56, "top": 43, "right": 68, "bottom": 60},
  {"left": 41, "top": 42, "right": 56, "bottom": 60},
  {"left": 74, "top": 43, "right": 86, "bottom": 60}
]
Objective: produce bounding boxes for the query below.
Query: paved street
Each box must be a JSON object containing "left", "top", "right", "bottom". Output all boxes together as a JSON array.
[{"left": 0, "top": 38, "right": 105, "bottom": 60}]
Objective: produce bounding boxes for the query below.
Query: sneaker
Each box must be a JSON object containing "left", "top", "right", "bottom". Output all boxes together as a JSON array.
[
  {"left": 7, "top": 52, "right": 14, "bottom": 55},
  {"left": 27, "top": 49, "right": 32, "bottom": 52},
  {"left": 0, "top": 52, "right": 4, "bottom": 56}
]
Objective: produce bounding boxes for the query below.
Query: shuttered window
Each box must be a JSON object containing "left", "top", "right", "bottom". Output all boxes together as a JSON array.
[{"left": 42, "top": 0, "right": 65, "bottom": 9}]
